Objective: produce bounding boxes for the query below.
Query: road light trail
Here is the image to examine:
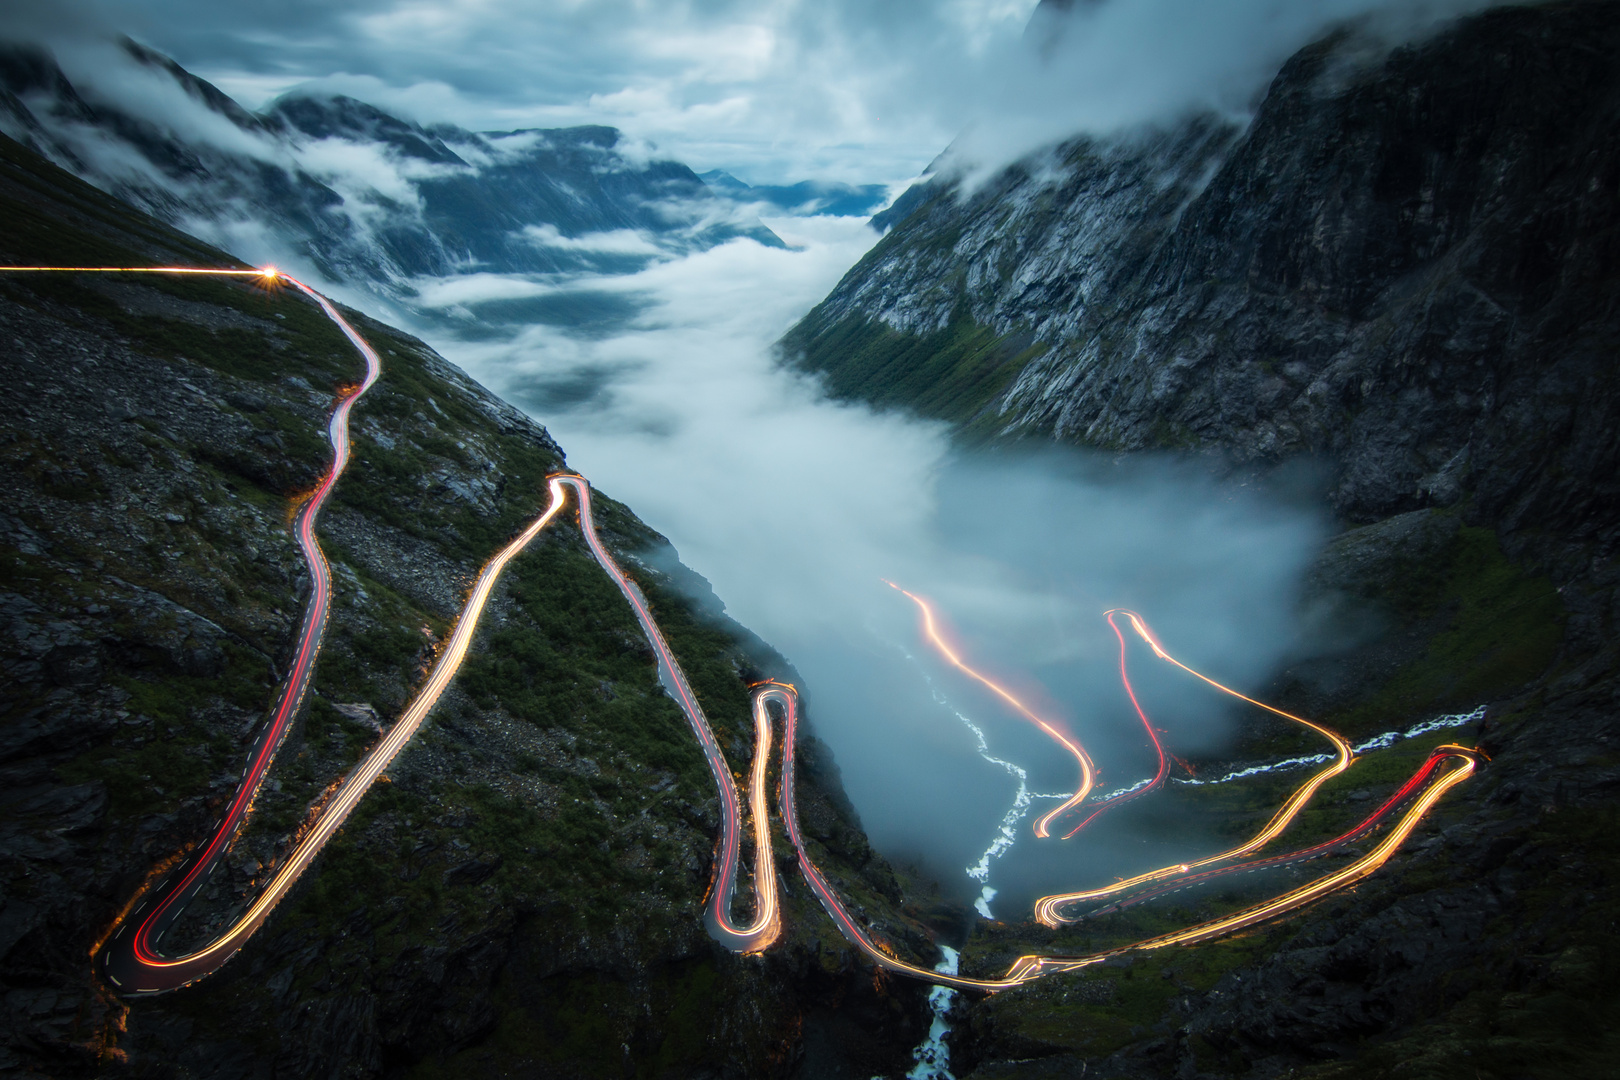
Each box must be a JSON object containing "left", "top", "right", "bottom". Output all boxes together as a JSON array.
[
  {"left": 6, "top": 263, "right": 1481, "bottom": 998},
  {"left": 887, "top": 583, "right": 1096, "bottom": 839},
  {"left": 39, "top": 264, "right": 383, "bottom": 993},
  {"left": 1071, "top": 744, "right": 1479, "bottom": 919},
  {"left": 999, "top": 744, "right": 1482, "bottom": 981},
  {"left": 1032, "top": 610, "right": 1355, "bottom": 925},
  {"left": 767, "top": 680, "right": 1033, "bottom": 991},
  {"left": 12, "top": 262, "right": 572, "bottom": 992},
  {"left": 556, "top": 475, "right": 780, "bottom": 953},
  {"left": 1051, "top": 609, "right": 1171, "bottom": 839},
  {"left": 763, "top": 676, "right": 1483, "bottom": 991},
  {"left": 5, "top": 263, "right": 783, "bottom": 986},
  {"left": 0, "top": 265, "right": 273, "bottom": 274}
]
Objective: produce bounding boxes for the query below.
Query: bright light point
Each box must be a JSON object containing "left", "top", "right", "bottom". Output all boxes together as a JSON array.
[{"left": 260, "top": 266, "right": 279, "bottom": 281}]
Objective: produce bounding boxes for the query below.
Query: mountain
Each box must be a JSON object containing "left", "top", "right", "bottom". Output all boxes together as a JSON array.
[
  {"left": 789, "top": 1, "right": 1620, "bottom": 551},
  {"left": 783, "top": 2, "right": 1620, "bottom": 1075},
  {"left": 699, "top": 169, "right": 891, "bottom": 218},
  {"left": 0, "top": 132, "right": 939, "bottom": 1078},
  {"left": 0, "top": 37, "right": 784, "bottom": 294}
]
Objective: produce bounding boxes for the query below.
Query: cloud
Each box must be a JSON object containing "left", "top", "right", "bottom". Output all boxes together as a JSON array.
[
  {"left": 50, "top": 37, "right": 281, "bottom": 161},
  {"left": 403, "top": 213, "right": 1328, "bottom": 902},
  {"left": 410, "top": 272, "right": 556, "bottom": 309},
  {"left": 3, "top": 0, "right": 1521, "bottom": 190},
  {"left": 936, "top": 0, "right": 1517, "bottom": 184},
  {"left": 519, "top": 225, "right": 665, "bottom": 257}
]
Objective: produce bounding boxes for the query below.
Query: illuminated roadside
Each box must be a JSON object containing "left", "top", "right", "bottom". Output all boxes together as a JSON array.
[{"left": 557, "top": 476, "right": 781, "bottom": 953}]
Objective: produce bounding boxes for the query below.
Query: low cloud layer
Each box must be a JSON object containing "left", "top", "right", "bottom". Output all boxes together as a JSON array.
[{"left": 411, "top": 217, "right": 1328, "bottom": 906}]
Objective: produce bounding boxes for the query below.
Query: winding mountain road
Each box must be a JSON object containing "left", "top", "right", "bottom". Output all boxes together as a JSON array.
[
  {"left": 96, "top": 270, "right": 381, "bottom": 993},
  {"left": 2, "top": 263, "right": 1487, "bottom": 998}
]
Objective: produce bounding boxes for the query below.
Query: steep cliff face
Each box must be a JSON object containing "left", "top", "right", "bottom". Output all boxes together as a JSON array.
[
  {"left": 0, "top": 134, "right": 932, "bottom": 1078},
  {"left": 786, "top": 1, "right": 1620, "bottom": 551},
  {"left": 783, "top": 3, "right": 1620, "bottom": 1077}
]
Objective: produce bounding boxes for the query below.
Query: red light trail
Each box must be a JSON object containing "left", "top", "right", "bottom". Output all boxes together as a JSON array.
[
  {"left": 552, "top": 476, "right": 780, "bottom": 953},
  {"left": 886, "top": 583, "right": 1096, "bottom": 839},
  {"left": 1032, "top": 609, "right": 1357, "bottom": 925}
]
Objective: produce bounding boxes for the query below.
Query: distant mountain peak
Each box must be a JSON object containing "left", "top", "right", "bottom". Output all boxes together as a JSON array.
[
  {"left": 700, "top": 169, "right": 751, "bottom": 192},
  {"left": 701, "top": 169, "right": 891, "bottom": 219},
  {"left": 267, "top": 91, "right": 467, "bottom": 165},
  {"left": 0, "top": 40, "right": 785, "bottom": 293}
]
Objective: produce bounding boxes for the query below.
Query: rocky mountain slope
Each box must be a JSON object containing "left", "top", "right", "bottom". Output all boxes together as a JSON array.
[
  {"left": 787, "top": 0, "right": 1620, "bottom": 552},
  {"left": 0, "top": 132, "right": 939, "bottom": 1078},
  {"left": 783, "top": 2, "right": 1620, "bottom": 1077},
  {"left": 0, "top": 37, "right": 782, "bottom": 293}
]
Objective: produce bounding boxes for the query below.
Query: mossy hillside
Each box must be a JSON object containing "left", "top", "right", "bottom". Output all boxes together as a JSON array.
[
  {"left": 0, "top": 266, "right": 358, "bottom": 389},
  {"left": 781, "top": 307, "right": 1047, "bottom": 427},
  {"left": 1235, "top": 519, "right": 1566, "bottom": 769},
  {"left": 1342, "top": 528, "right": 1563, "bottom": 721},
  {"left": 458, "top": 533, "right": 722, "bottom": 798},
  {"left": 409, "top": 956, "right": 750, "bottom": 1080},
  {"left": 332, "top": 316, "right": 567, "bottom": 556},
  {"left": 0, "top": 131, "right": 229, "bottom": 271}
]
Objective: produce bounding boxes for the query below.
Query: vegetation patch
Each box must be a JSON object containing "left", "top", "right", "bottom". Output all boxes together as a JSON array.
[
  {"left": 781, "top": 307, "right": 1047, "bottom": 426},
  {"left": 1325, "top": 522, "right": 1565, "bottom": 740}
]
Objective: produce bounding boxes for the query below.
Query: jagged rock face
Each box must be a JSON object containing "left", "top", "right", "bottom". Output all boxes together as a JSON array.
[
  {"left": 0, "top": 38, "right": 781, "bottom": 293},
  {"left": 781, "top": 5, "right": 1620, "bottom": 1077},
  {"left": 789, "top": 2, "right": 1620, "bottom": 549},
  {"left": 0, "top": 135, "right": 931, "bottom": 1078}
]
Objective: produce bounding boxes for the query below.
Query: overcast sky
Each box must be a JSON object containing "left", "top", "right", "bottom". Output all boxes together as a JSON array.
[{"left": 8, "top": 0, "right": 1509, "bottom": 186}]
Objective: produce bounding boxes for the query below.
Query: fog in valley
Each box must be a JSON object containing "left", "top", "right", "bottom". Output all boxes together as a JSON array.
[{"left": 407, "top": 216, "right": 1329, "bottom": 913}]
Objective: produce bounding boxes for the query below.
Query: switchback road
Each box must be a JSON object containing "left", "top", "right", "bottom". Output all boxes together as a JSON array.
[{"left": 0, "top": 263, "right": 1486, "bottom": 997}]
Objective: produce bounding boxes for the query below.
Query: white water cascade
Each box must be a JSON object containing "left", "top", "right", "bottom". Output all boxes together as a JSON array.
[{"left": 905, "top": 946, "right": 961, "bottom": 1080}]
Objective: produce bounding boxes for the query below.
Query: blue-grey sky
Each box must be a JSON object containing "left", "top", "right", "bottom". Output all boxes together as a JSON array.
[{"left": 6, "top": 0, "right": 1507, "bottom": 186}]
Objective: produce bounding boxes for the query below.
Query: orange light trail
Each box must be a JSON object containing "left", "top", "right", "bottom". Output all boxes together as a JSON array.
[
  {"left": 558, "top": 476, "right": 779, "bottom": 953},
  {"left": 887, "top": 582, "right": 1095, "bottom": 838},
  {"left": 1039, "top": 746, "right": 1480, "bottom": 956},
  {"left": 1052, "top": 609, "right": 1170, "bottom": 839},
  {"left": 0, "top": 266, "right": 272, "bottom": 275},
  {"left": 62, "top": 261, "right": 580, "bottom": 994},
  {"left": 89, "top": 265, "right": 377, "bottom": 993},
  {"left": 1077, "top": 741, "right": 1478, "bottom": 918},
  {"left": 766, "top": 674, "right": 1482, "bottom": 991},
  {"left": 1032, "top": 610, "right": 1355, "bottom": 925}
]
